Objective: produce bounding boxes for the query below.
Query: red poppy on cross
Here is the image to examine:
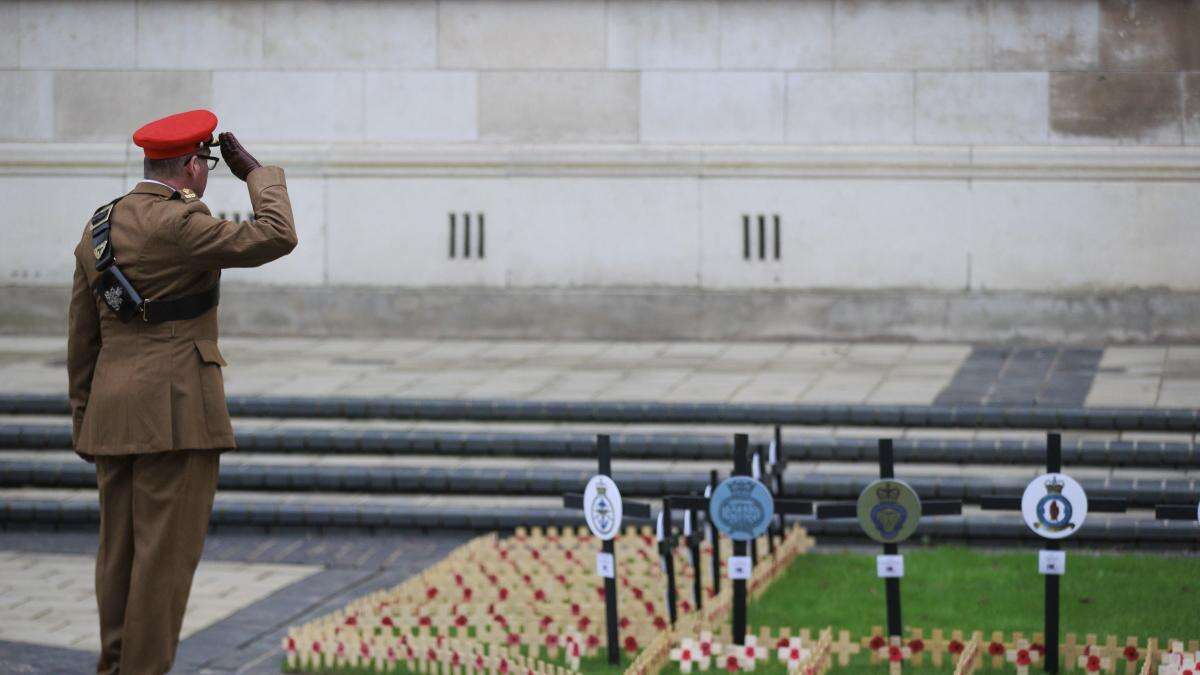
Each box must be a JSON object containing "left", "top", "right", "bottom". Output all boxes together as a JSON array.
[{"left": 1008, "top": 640, "right": 1043, "bottom": 675}]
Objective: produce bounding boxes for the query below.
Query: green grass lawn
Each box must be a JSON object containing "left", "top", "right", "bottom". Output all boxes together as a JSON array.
[
  {"left": 654, "top": 546, "right": 1199, "bottom": 675},
  {"left": 748, "top": 546, "right": 1198, "bottom": 637}
]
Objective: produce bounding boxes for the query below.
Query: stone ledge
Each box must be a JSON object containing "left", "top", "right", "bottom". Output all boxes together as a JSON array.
[
  {"left": 6, "top": 285, "right": 1200, "bottom": 343},
  {"left": 3, "top": 143, "right": 1200, "bottom": 180}
]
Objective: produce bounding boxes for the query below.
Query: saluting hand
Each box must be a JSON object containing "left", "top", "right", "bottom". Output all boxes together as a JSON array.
[{"left": 218, "top": 132, "right": 262, "bottom": 181}]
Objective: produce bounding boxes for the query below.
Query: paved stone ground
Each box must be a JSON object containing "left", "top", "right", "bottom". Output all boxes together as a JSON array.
[
  {"left": 0, "top": 530, "right": 471, "bottom": 674},
  {"left": 0, "top": 551, "right": 316, "bottom": 652},
  {"left": 2, "top": 335, "right": 1197, "bottom": 407}
]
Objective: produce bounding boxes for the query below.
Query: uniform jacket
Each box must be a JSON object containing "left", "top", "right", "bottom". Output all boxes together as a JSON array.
[{"left": 68, "top": 166, "right": 296, "bottom": 456}]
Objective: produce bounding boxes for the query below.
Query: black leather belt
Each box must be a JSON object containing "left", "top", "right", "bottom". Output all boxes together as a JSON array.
[{"left": 141, "top": 282, "right": 220, "bottom": 323}]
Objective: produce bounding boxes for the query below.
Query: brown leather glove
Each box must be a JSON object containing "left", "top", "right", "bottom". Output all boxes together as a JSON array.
[{"left": 218, "top": 131, "right": 262, "bottom": 181}]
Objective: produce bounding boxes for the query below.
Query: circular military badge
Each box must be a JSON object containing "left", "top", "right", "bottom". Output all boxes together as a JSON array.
[
  {"left": 1022, "top": 473, "right": 1087, "bottom": 539},
  {"left": 709, "top": 476, "right": 775, "bottom": 542},
  {"left": 856, "top": 479, "right": 922, "bottom": 544},
  {"left": 583, "top": 475, "right": 623, "bottom": 541}
]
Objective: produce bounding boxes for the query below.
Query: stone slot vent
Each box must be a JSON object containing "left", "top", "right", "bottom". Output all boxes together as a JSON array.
[
  {"left": 742, "top": 213, "right": 781, "bottom": 261},
  {"left": 448, "top": 212, "right": 486, "bottom": 260}
]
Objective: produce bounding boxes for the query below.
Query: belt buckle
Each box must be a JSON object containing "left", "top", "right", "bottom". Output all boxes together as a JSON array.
[{"left": 140, "top": 299, "right": 151, "bottom": 323}]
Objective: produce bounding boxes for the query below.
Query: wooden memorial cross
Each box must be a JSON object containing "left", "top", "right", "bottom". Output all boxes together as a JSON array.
[
  {"left": 816, "top": 438, "right": 962, "bottom": 640},
  {"left": 1008, "top": 637, "right": 1044, "bottom": 675},
  {"left": 980, "top": 432, "right": 1127, "bottom": 674},
  {"left": 926, "top": 629, "right": 953, "bottom": 668},
  {"left": 830, "top": 629, "right": 863, "bottom": 666},
  {"left": 664, "top": 433, "right": 813, "bottom": 644},
  {"left": 909, "top": 628, "right": 927, "bottom": 667},
  {"left": 561, "top": 434, "right": 652, "bottom": 666}
]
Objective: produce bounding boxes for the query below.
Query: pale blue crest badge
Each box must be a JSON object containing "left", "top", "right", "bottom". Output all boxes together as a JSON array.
[{"left": 709, "top": 476, "right": 775, "bottom": 542}]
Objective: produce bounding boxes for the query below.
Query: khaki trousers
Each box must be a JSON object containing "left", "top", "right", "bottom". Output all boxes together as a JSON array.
[{"left": 94, "top": 450, "right": 220, "bottom": 675}]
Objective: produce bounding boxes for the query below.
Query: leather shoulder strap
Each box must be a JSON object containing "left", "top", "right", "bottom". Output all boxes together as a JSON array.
[{"left": 90, "top": 197, "right": 121, "bottom": 271}]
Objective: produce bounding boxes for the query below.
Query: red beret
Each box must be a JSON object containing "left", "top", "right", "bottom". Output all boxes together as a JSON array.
[{"left": 132, "top": 109, "right": 218, "bottom": 160}]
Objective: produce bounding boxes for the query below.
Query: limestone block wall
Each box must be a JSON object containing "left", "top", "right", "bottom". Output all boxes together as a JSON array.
[{"left": 1, "top": 0, "right": 1199, "bottom": 339}]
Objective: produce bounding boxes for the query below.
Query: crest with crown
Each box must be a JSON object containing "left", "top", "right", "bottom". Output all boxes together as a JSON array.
[
  {"left": 876, "top": 482, "right": 901, "bottom": 502},
  {"left": 1044, "top": 476, "right": 1065, "bottom": 494},
  {"left": 729, "top": 481, "right": 756, "bottom": 497}
]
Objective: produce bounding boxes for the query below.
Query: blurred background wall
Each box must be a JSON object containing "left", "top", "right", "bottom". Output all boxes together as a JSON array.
[{"left": 1, "top": 0, "right": 1198, "bottom": 342}]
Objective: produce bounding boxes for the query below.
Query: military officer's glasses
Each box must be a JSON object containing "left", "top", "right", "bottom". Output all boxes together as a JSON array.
[{"left": 193, "top": 154, "right": 220, "bottom": 171}]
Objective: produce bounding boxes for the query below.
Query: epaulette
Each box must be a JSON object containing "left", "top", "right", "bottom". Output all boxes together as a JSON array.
[{"left": 178, "top": 187, "right": 199, "bottom": 203}]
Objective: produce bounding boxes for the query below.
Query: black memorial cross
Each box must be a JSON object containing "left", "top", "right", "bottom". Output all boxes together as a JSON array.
[
  {"left": 680, "top": 488, "right": 708, "bottom": 613},
  {"left": 665, "top": 470, "right": 724, "bottom": 609},
  {"left": 815, "top": 438, "right": 962, "bottom": 640},
  {"left": 657, "top": 498, "right": 681, "bottom": 627},
  {"left": 979, "top": 432, "right": 1127, "bottom": 675},
  {"left": 664, "top": 433, "right": 813, "bottom": 644},
  {"left": 746, "top": 430, "right": 789, "bottom": 562},
  {"left": 764, "top": 425, "right": 789, "bottom": 554},
  {"left": 562, "top": 434, "right": 653, "bottom": 666},
  {"left": 662, "top": 478, "right": 715, "bottom": 619}
]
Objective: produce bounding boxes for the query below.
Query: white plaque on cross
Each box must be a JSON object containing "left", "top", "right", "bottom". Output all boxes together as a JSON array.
[
  {"left": 596, "top": 551, "right": 615, "bottom": 578},
  {"left": 1038, "top": 549, "right": 1065, "bottom": 576},
  {"left": 728, "top": 555, "right": 752, "bottom": 580},
  {"left": 876, "top": 554, "right": 904, "bottom": 578}
]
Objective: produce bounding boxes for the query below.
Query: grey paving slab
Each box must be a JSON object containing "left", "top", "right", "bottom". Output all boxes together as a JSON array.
[
  {"left": 1, "top": 336, "right": 1192, "bottom": 408},
  {"left": 0, "top": 530, "right": 471, "bottom": 674},
  {"left": 0, "top": 639, "right": 95, "bottom": 675},
  {"left": 935, "top": 346, "right": 1104, "bottom": 407}
]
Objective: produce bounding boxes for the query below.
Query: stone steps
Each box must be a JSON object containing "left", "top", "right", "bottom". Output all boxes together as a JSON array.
[
  {"left": 1, "top": 388, "right": 1193, "bottom": 546},
  {"left": 0, "top": 489, "right": 1191, "bottom": 546},
  {"left": 0, "top": 455, "right": 1194, "bottom": 508},
  {"left": 3, "top": 393, "right": 1199, "bottom": 431},
  {"left": 2, "top": 422, "right": 1197, "bottom": 467}
]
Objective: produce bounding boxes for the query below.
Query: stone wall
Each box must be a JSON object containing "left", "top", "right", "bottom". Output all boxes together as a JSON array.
[{"left": 2, "top": 0, "right": 1199, "bottom": 340}]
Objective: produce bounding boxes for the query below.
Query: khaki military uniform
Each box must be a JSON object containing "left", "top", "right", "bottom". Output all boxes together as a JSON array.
[{"left": 67, "top": 166, "right": 296, "bottom": 674}]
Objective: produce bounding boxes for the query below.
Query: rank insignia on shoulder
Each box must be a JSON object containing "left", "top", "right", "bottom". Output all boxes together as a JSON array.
[
  {"left": 93, "top": 241, "right": 108, "bottom": 260},
  {"left": 179, "top": 188, "right": 198, "bottom": 202}
]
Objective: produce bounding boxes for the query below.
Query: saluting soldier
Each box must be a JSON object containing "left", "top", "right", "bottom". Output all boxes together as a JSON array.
[{"left": 67, "top": 109, "right": 297, "bottom": 674}]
